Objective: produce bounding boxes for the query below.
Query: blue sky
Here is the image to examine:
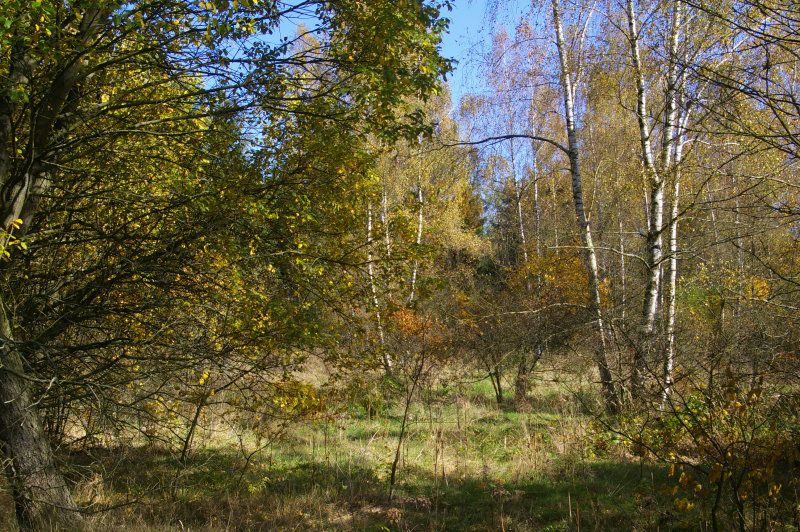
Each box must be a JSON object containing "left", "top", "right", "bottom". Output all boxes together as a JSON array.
[
  {"left": 265, "top": 1, "right": 533, "bottom": 111},
  {"left": 439, "top": 0, "right": 532, "bottom": 108}
]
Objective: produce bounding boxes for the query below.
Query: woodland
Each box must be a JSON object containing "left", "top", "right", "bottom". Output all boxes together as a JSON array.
[{"left": 0, "top": 0, "right": 798, "bottom": 530}]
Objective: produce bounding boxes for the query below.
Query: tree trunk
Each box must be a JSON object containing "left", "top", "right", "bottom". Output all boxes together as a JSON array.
[
  {"left": 532, "top": 157, "right": 543, "bottom": 289},
  {"left": 367, "top": 202, "right": 391, "bottom": 374},
  {"left": 381, "top": 184, "right": 392, "bottom": 259},
  {"left": 663, "top": 100, "right": 689, "bottom": 402},
  {"left": 0, "top": 10, "right": 109, "bottom": 527},
  {"left": 533, "top": 158, "right": 542, "bottom": 258},
  {"left": 408, "top": 177, "right": 424, "bottom": 305},
  {"left": 626, "top": 0, "right": 682, "bottom": 399},
  {"left": 0, "top": 306, "right": 80, "bottom": 529},
  {"left": 551, "top": 172, "right": 559, "bottom": 253},
  {"left": 510, "top": 139, "right": 529, "bottom": 266},
  {"left": 626, "top": 0, "right": 662, "bottom": 398},
  {"left": 492, "top": 368, "right": 503, "bottom": 405},
  {"left": 662, "top": 172, "right": 680, "bottom": 402},
  {"left": 618, "top": 209, "right": 627, "bottom": 323},
  {"left": 514, "top": 358, "right": 529, "bottom": 408},
  {"left": 551, "top": 0, "right": 619, "bottom": 412},
  {"left": 515, "top": 345, "right": 543, "bottom": 409},
  {"left": 180, "top": 390, "right": 209, "bottom": 463}
]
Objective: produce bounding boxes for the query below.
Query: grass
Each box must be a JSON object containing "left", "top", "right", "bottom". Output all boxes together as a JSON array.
[{"left": 0, "top": 369, "right": 702, "bottom": 530}]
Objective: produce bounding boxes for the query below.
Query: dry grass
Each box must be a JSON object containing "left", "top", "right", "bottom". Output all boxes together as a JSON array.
[{"left": 0, "top": 366, "right": 693, "bottom": 530}]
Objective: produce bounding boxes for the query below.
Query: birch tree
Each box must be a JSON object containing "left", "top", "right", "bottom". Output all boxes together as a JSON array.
[
  {"left": 623, "top": 0, "right": 684, "bottom": 398},
  {"left": 551, "top": 0, "right": 619, "bottom": 411}
]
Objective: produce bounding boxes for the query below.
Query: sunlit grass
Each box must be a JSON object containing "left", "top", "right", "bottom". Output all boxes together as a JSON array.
[{"left": 0, "top": 370, "right": 705, "bottom": 530}]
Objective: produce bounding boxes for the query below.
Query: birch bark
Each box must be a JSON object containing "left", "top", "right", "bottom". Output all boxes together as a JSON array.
[
  {"left": 625, "top": 0, "right": 682, "bottom": 398},
  {"left": 408, "top": 179, "right": 424, "bottom": 304},
  {"left": 551, "top": 0, "right": 619, "bottom": 411},
  {"left": 366, "top": 203, "right": 391, "bottom": 373}
]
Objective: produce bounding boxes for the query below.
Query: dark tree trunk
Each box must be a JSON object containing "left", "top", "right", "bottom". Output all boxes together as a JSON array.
[
  {"left": 490, "top": 367, "right": 503, "bottom": 405},
  {"left": 515, "top": 345, "right": 543, "bottom": 410},
  {"left": 0, "top": 9, "right": 108, "bottom": 526},
  {"left": 514, "top": 361, "right": 529, "bottom": 409},
  {"left": 0, "top": 309, "right": 80, "bottom": 529}
]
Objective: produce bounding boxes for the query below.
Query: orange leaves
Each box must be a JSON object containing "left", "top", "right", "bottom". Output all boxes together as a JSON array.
[
  {"left": 388, "top": 308, "right": 449, "bottom": 352},
  {"left": 392, "top": 308, "right": 426, "bottom": 336}
]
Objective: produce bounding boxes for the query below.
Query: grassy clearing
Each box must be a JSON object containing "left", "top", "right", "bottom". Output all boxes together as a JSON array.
[{"left": 1, "top": 371, "right": 698, "bottom": 530}]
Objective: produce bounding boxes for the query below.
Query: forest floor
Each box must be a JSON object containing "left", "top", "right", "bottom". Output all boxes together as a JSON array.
[{"left": 0, "top": 369, "right": 701, "bottom": 531}]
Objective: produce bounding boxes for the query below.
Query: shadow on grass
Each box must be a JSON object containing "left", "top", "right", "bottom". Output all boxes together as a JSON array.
[
  {"left": 393, "top": 459, "right": 690, "bottom": 531},
  {"left": 44, "top": 444, "right": 699, "bottom": 531}
]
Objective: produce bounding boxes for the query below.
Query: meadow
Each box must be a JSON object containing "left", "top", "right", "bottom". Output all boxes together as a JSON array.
[{"left": 0, "top": 365, "right": 701, "bottom": 531}]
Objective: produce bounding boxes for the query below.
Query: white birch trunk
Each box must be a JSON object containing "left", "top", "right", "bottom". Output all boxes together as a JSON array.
[
  {"left": 367, "top": 203, "right": 391, "bottom": 373},
  {"left": 551, "top": 0, "right": 618, "bottom": 411},
  {"left": 533, "top": 158, "right": 542, "bottom": 258},
  {"left": 662, "top": 140, "right": 683, "bottom": 402},
  {"left": 663, "top": 42, "right": 690, "bottom": 402},
  {"left": 552, "top": 173, "right": 560, "bottom": 253},
  {"left": 408, "top": 179, "right": 424, "bottom": 304},
  {"left": 626, "top": 0, "right": 681, "bottom": 398},
  {"left": 514, "top": 171, "right": 529, "bottom": 266},
  {"left": 510, "top": 140, "right": 531, "bottom": 291}
]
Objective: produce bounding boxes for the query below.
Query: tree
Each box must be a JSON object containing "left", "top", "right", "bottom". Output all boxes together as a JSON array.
[{"left": 0, "top": 0, "right": 452, "bottom": 526}]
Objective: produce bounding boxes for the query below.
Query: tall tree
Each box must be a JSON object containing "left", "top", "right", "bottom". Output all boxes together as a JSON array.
[{"left": 550, "top": 0, "right": 619, "bottom": 411}]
